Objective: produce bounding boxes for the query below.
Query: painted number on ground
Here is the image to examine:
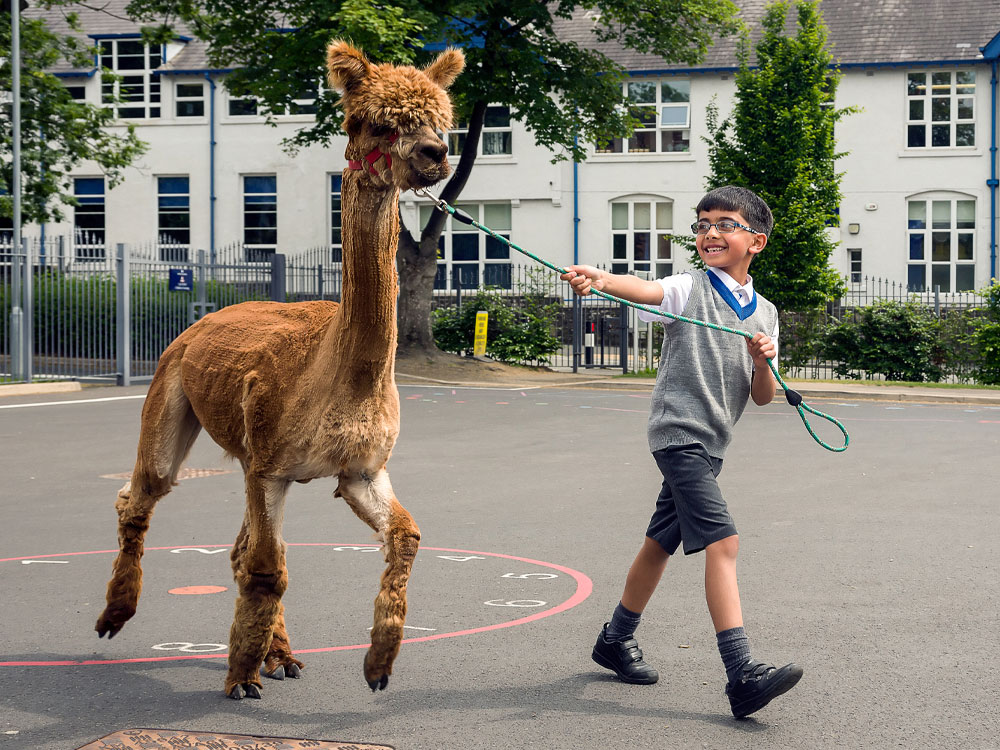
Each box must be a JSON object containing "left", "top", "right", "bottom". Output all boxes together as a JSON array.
[
  {"left": 437, "top": 555, "right": 486, "bottom": 562},
  {"left": 169, "top": 548, "right": 229, "bottom": 555},
  {"left": 151, "top": 642, "right": 227, "bottom": 653},
  {"left": 501, "top": 573, "right": 557, "bottom": 580},
  {"left": 484, "top": 599, "right": 547, "bottom": 608}
]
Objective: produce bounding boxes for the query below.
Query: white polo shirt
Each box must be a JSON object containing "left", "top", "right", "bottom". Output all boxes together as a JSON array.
[{"left": 636, "top": 268, "right": 779, "bottom": 349}]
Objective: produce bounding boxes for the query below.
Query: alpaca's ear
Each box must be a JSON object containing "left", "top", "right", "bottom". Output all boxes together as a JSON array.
[
  {"left": 422, "top": 48, "right": 465, "bottom": 90},
  {"left": 326, "top": 40, "right": 371, "bottom": 93}
]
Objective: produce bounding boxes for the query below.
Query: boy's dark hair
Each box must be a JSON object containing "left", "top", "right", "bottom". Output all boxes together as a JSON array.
[{"left": 695, "top": 185, "right": 774, "bottom": 235}]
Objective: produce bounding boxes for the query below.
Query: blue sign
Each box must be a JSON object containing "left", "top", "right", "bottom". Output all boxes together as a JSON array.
[{"left": 169, "top": 268, "right": 192, "bottom": 292}]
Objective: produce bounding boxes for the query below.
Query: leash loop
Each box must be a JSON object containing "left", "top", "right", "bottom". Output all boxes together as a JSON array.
[{"left": 416, "top": 190, "right": 849, "bottom": 452}]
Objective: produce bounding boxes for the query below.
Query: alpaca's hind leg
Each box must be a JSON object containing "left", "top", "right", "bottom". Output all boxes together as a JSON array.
[
  {"left": 226, "top": 475, "right": 291, "bottom": 699},
  {"left": 230, "top": 516, "right": 304, "bottom": 683},
  {"left": 336, "top": 465, "right": 420, "bottom": 691},
  {"left": 96, "top": 369, "right": 201, "bottom": 638}
]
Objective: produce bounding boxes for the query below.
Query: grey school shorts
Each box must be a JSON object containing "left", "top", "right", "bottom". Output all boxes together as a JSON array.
[{"left": 646, "top": 443, "right": 738, "bottom": 556}]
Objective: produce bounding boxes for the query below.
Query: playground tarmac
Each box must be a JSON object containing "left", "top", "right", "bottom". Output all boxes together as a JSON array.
[{"left": 1, "top": 376, "right": 998, "bottom": 749}]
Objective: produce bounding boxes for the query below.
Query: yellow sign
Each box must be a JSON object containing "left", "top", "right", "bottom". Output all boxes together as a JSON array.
[{"left": 473, "top": 310, "right": 489, "bottom": 356}]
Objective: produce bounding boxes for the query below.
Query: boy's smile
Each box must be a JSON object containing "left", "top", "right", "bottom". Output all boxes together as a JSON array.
[{"left": 695, "top": 209, "right": 767, "bottom": 283}]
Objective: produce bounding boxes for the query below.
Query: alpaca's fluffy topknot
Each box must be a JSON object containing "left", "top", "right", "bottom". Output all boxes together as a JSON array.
[{"left": 326, "top": 41, "right": 464, "bottom": 133}]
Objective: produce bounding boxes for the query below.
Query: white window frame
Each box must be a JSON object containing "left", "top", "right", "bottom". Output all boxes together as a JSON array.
[
  {"left": 847, "top": 248, "right": 862, "bottom": 284},
  {"left": 420, "top": 202, "right": 513, "bottom": 291},
  {"left": 447, "top": 105, "right": 513, "bottom": 158},
  {"left": 906, "top": 194, "right": 976, "bottom": 293},
  {"left": 596, "top": 79, "right": 691, "bottom": 155},
  {"left": 99, "top": 38, "right": 162, "bottom": 120},
  {"left": 330, "top": 173, "right": 343, "bottom": 263},
  {"left": 174, "top": 80, "right": 206, "bottom": 118},
  {"left": 906, "top": 70, "right": 976, "bottom": 149},
  {"left": 157, "top": 176, "right": 191, "bottom": 262},
  {"left": 610, "top": 197, "right": 674, "bottom": 277},
  {"left": 242, "top": 175, "right": 278, "bottom": 261},
  {"left": 73, "top": 177, "right": 106, "bottom": 261}
]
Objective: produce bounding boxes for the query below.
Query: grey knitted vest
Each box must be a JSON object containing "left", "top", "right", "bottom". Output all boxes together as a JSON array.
[{"left": 647, "top": 271, "right": 778, "bottom": 458}]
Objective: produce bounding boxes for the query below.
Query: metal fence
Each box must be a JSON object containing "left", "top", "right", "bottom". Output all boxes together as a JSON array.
[{"left": 1, "top": 238, "right": 992, "bottom": 385}]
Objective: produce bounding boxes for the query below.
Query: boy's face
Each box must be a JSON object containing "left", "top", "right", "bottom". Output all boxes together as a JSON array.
[{"left": 694, "top": 209, "right": 767, "bottom": 278}]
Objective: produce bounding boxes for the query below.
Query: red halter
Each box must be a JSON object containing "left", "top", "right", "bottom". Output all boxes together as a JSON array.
[{"left": 347, "top": 133, "right": 399, "bottom": 175}]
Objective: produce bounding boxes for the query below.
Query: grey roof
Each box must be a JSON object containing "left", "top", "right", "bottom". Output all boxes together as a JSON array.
[
  {"left": 25, "top": 0, "right": 197, "bottom": 75},
  {"left": 28, "top": 0, "right": 1000, "bottom": 78},
  {"left": 552, "top": 0, "right": 1000, "bottom": 72}
]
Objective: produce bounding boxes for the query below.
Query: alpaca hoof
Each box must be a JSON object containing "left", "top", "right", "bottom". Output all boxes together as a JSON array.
[
  {"left": 95, "top": 614, "right": 125, "bottom": 639},
  {"left": 228, "top": 683, "right": 262, "bottom": 700},
  {"left": 287, "top": 663, "right": 302, "bottom": 678},
  {"left": 367, "top": 674, "right": 389, "bottom": 692},
  {"left": 264, "top": 665, "right": 285, "bottom": 680}
]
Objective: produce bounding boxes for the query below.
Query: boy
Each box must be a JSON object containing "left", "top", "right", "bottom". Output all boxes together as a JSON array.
[{"left": 561, "top": 185, "right": 802, "bottom": 719}]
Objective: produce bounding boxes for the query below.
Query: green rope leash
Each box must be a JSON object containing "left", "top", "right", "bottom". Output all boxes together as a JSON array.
[{"left": 415, "top": 189, "right": 849, "bottom": 452}]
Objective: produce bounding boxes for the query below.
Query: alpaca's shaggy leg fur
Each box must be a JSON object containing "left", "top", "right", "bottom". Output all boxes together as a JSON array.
[
  {"left": 225, "top": 476, "right": 292, "bottom": 699},
  {"left": 96, "top": 366, "right": 201, "bottom": 639},
  {"left": 336, "top": 466, "right": 419, "bottom": 691}
]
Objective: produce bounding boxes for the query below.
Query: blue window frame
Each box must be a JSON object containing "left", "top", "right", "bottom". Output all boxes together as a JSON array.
[
  {"left": 158, "top": 176, "right": 190, "bottom": 262},
  {"left": 243, "top": 175, "right": 277, "bottom": 261},
  {"left": 74, "top": 177, "right": 106, "bottom": 260}
]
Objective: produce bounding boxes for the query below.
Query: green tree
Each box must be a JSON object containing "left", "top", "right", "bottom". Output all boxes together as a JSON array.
[
  {"left": 106, "top": 0, "right": 742, "bottom": 353},
  {"left": 0, "top": 11, "right": 147, "bottom": 225},
  {"left": 700, "top": 0, "right": 854, "bottom": 310}
]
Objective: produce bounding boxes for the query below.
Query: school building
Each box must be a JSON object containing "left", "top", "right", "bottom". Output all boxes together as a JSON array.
[{"left": 15, "top": 1, "right": 1000, "bottom": 296}]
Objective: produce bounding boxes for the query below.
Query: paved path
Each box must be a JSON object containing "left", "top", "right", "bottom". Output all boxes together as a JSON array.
[{"left": 0, "top": 383, "right": 997, "bottom": 749}]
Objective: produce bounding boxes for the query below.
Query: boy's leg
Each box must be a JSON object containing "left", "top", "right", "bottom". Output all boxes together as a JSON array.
[
  {"left": 704, "top": 535, "right": 803, "bottom": 719},
  {"left": 591, "top": 536, "right": 668, "bottom": 684}
]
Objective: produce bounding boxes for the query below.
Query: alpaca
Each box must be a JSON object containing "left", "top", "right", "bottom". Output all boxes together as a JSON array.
[{"left": 95, "top": 40, "right": 465, "bottom": 699}]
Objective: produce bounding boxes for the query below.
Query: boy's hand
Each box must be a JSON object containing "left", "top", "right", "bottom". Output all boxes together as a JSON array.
[
  {"left": 561, "top": 265, "right": 606, "bottom": 296},
  {"left": 747, "top": 332, "right": 776, "bottom": 368}
]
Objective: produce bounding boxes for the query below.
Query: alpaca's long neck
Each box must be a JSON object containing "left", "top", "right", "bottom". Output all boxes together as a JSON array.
[{"left": 323, "top": 171, "right": 400, "bottom": 370}]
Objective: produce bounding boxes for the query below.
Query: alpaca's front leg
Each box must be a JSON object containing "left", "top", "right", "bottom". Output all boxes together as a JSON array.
[
  {"left": 226, "top": 477, "right": 291, "bottom": 700},
  {"left": 336, "top": 466, "right": 420, "bottom": 691}
]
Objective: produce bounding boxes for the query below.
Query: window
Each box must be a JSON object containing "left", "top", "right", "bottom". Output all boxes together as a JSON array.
[
  {"left": 906, "top": 71, "right": 975, "bottom": 148},
  {"left": 448, "top": 105, "right": 512, "bottom": 157},
  {"left": 596, "top": 79, "right": 690, "bottom": 154},
  {"left": 330, "top": 174, "right": 343, "bottom": 262},
  {"left": 65, "top": 85, "right": 86, "bottom": 100},
  {"left": 157, "top": 176, "right": 190, "bottom": 262},
  {"left": 0, "top": 186, "right": 11, "bottom": 246},
  {"left": 420, "top": 202, "right": 512, "bottom": 290},
  {"left": 228, "top": 96, "right": 259, "bottom": 117},
  {"left": 847, "top": 248, "right": 862, "bottom": 284},
  {"left": 100, "top": 38, "right": 161, "bottom": 119},
  {"left": 227, "top": 84, "right": 318, "bottom": 118},
  {"left": 175, "top": 82, "right": 205, "bottom": 117},
  {"left": 610, "top": 199, "right": 674, "bottom": 276},
  {"left": 74, "top": 178, "right": 106, "bottom": 261},
  {"left": 243, "top": 175, "right": 277, "bottom": 261},
  {"left": 906, "top": 197, "right": 975, "bottom": 292}
]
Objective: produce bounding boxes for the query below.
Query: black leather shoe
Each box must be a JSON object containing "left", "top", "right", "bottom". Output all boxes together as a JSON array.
[
  {"left": 591, "top": 623, "right": 659, "bottom": 684},
  {"left": 725, "top": 661, "right": 803, "bottom": 718}
]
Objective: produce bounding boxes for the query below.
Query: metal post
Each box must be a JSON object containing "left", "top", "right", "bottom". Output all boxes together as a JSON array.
[
  {"left": 116, "top": 243, "right": 131, "bottom": 386},
  {"left": 454, "top": 266, "right": 461, "bottom": 310},
  {"left": 317, "top": 263, "right": 324, "bottom": 299},
  {"left": 21, "top": 235, "right": 32, "bottom": 382},
  {"left": 572, "top": 295, "right": 581, "bottom": 373},
  {"left": 270, "top": 253, "right": 286, "bottom": 302},
  {"left": 620, "top": 301, "right": 629, "bottom": 374},
  {"left": 934, "top": 285, "right": 940, "bottom": 317}
]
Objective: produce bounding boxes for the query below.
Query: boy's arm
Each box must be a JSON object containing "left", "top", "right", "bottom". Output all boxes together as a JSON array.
[
  {"left": 561, "top": 265, "right": 665, "bottom": 306},
  {"left": 748, "top": 332, "right": 777, "bottom": 406}
]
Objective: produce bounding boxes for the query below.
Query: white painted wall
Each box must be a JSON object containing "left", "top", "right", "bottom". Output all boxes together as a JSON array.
[{"left": 34, "top": 62, "right": 999, "bottom": 289}]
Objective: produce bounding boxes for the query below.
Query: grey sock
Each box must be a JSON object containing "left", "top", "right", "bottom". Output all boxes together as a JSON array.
[
  {"left": 717, "top": 626, "right": 752, "bottom": 684},
  {"left": 605, "top": 601, "right": 642, "bottom": 642}
]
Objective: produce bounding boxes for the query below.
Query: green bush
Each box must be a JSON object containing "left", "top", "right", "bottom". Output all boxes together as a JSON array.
[
  {"left": 972, "top": 281, "right": 1000, "bottom": 385},
  {"left": 822, "top": 299, "right": 942, "bottom": 382},
  {"left": 432, "top": 285, "right": 561, "bottom": 365}
]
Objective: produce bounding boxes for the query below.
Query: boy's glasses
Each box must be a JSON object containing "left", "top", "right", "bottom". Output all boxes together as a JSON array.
[{"left": 691, "top": 220, "right": 760, "bottom": 235}]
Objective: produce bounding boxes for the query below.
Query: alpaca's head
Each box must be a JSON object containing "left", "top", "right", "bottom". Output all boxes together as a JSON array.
[{"left": 327, "top": 41, "right": 465, "bottom": 190}]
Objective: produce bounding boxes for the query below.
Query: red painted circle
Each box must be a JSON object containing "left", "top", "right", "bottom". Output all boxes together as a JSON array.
[
  {"left": 0, "top": 544, "right": 592, "bottom": 667},
  {"left": 168, "top": 585, "right": 228, "bottom": 595}
]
